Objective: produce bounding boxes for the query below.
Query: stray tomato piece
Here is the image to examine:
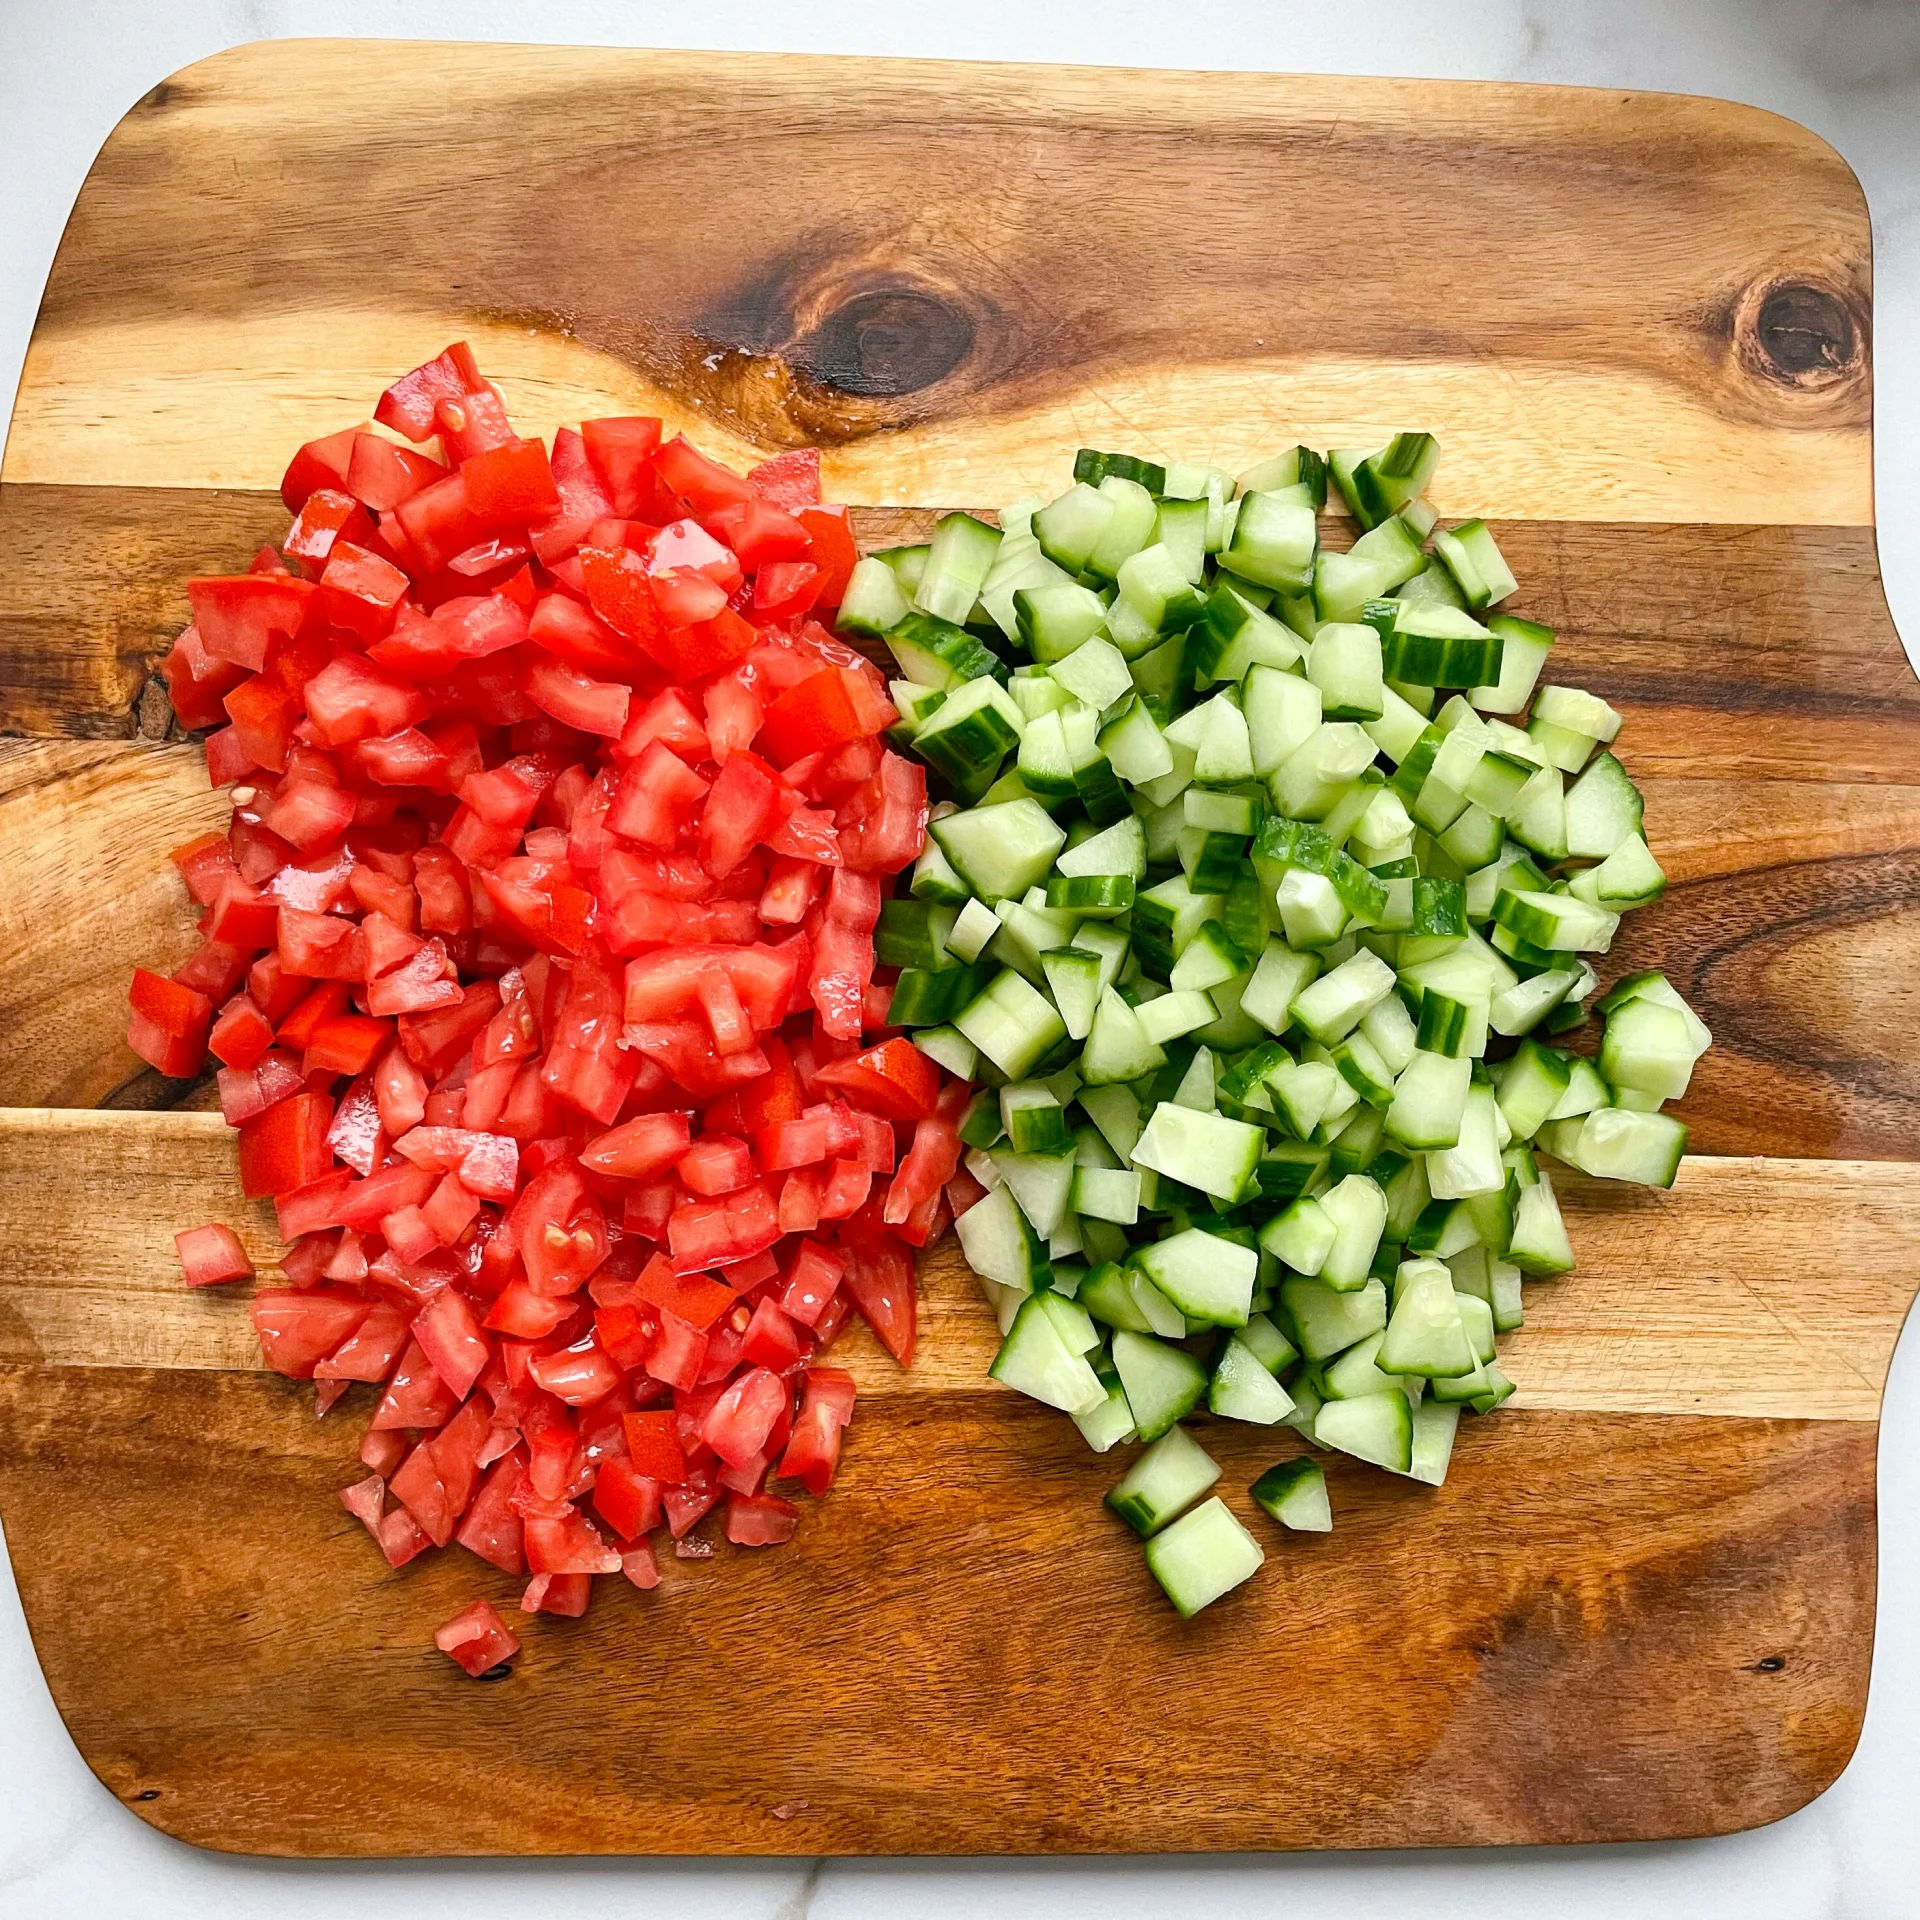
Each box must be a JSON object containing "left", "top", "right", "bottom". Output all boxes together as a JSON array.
[
  {"left": 725, "top": 1492, "right": 801, "bottom": 1547},
  {"left": 435, "top": 1599, "right": 521, "bottom": 1677},
  {"left": 174, "top": 1222, "right": 254, "bottom": 1288}
]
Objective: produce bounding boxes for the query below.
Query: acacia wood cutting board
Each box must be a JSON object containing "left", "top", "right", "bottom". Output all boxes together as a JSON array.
[{"left": 0, "top": 41, "right": 1914, "bottom": 1857}]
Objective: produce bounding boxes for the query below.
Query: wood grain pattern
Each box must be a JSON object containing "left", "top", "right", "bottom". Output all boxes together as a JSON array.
[
  {"left": 0, "top": 39, "right": 1909, "bottom": 1858},
  {"left": 0, "top": 1365, "right": 1872, "bottom": 1853},
  {"left": 0, "top": 42, "right": 1873, "bottom": 524},
  {"left": 2, "top": 1110, "right": 1913, "bottom": 1422}
]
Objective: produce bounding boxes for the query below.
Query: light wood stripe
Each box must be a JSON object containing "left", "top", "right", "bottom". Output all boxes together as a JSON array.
[
  {"left": 0, "top": 1109, "right": 1908, "bottom": 1422},
  {"left": 4, "top": 314, "right": 1871, "bottom": 525},
  {"left": 3, "top": 41, "right": 1872, "bottom": 524}
]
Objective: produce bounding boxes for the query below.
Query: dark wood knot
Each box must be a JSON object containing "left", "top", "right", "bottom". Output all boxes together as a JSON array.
[
  {"left": 787, "top": 287, "right": 975, "bottom": 399},
  {"left": 1754, "top": 283, "right": 1856, "bottom": 381},
  {"left": 1721, "top": 271, "right": 1868, "bottom": 414}
]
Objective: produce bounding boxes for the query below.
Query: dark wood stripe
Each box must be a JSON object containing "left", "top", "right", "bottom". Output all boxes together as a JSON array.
[
  {"left": 0, "top": 485, "right": 1910, "bottom": 770},
  {"left": 0, "top": 1363, "right": 1871, "bottom": 1854}
]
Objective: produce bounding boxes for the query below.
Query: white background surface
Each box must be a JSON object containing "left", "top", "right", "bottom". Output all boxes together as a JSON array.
[{"left": 2, "top": 3, "right": 1916, "bottom": 1913}]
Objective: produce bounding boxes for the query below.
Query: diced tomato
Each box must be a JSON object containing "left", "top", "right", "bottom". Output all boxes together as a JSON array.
[
  {"left": 252, "top": 1286, "right": 370, "bottom": 1377},
  {"left": 725, "top": 1492, "right": 801, "bottom": 1546},
  {"left": 840, "top": 1237, "right": 917, "bottom": 1367},
  {"left": 677, "top": 1134, "right": 755, "bottom": 1196},
  {"left": 435, "top": 1599, "right": 521, "bottom": 1677},
  {"left": 238, "top": 1090, "right": 335, "bottom": 1197},
  {"left": 747, "top": 448, "right": 822, "bottom": 511},
  {"left": 174, "top": 1222, "right": 254, "bottom": 1288},
  {"left": 282, "top": 424, "right": 364, "bottom": 513},
  {"left": 776, "top": 1367, "right": 857, "bottom": 1497},
  {"left": 813, "top": 1034, "right": 941, "bottom": 1122},
  {"left": 579, "top": 417, "right": 664, "bottom": 515},
  {"left": 188, "top": 574, "right": 315, "bottom": 673},
  {"left": 140, "top": 347, "right": 952, "bottom": 1661},
  {"left": 796, "top": 507, "right": 859, "bottom": 608},
  {"left": 644, "top": 1311, "right": 710, "bottom": 1392}
]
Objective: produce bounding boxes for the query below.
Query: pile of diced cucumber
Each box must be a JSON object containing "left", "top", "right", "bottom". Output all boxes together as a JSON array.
[{"left": 841, "top": 436, "right": 1712, "bottom": 1617}]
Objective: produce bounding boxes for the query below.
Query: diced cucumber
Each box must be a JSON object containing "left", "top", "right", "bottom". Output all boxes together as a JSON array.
[
  {"left": 1405, "top": 1399, "right": 1463, "bottom": 1486},
  {"left": 1314, "top": 1391, "right": 1414, "bottom": 1473},
  {"left": 989, "top": 1291, "right": 1107, "bottom": 1415},
  {"left": 912, "top": 512, "right": 1003, "bottom": 625},
  {"left": 1134, "top": 1226, "right": 1257, "bottom": 1328},
  {"left": 1131, "top": 1103, "right": 1265, "bottom": 1206},
  {"left": 931, "top": 799, "right": 1064, "bottom": 901},
  {"left": 1209, "top": 1336, "right": 1298, "bottom": 1423},
  {"left": 1110, "top": 1330, "right": 1209, "bottom": 1441},
  {"left": 1564, "top": 751, "right": 1644, "bottom": 860},
  {"left": 954, "top": 1181, "right": 1050, "bottom": 1292},
  {"left": 1071, "top": 1164, "right": 1142, "bottom": 1225},
  {"left": 1106, "top": 1424, "right": 1221, "bottom": 1536},
  {"left": 1281, "top": 1275, "right": 1388, "bottom": 1362},
  {"left": 1431, "top": 519, "right": 1517, "bottom": 610},
  {"left": 1143, "top": 1496, "right": 1265, "bottom": 1617},
  {"left": 954, "top": 968, "right": 1068, "bottom": 1078},
  {"left": 1072, "top": 1360, "right": 1140, "bottom": 1453},
  {"left": 1317, "top": 1173, "right": 1389, "bottom": 1290},
  {"left": 1250, "top": 1456, "right": 1332, "bottom": 1531},
  {"left": 1239, "top": 1311, "right": 1299, "bottom": 1374},
  {"left": 1378, "top": 1258, "right": 1477, "bottom": 1377}
]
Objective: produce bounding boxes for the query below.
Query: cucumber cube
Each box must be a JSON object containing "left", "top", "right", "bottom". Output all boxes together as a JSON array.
[
  {"left": 1106, "top": 1424, "right": 1222, "bottom": 1536},
  {"left": 1250, "top": 1457, "right": 1332, "bottom": 1531},
  {"left": 1143, "top": 1496, "right": 1266, "bottom": 1617}
]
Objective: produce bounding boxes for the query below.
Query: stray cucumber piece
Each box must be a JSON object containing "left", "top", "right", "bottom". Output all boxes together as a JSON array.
[{"left": 1250, "top": 1457, "right": 1332, "bottom": 1532}]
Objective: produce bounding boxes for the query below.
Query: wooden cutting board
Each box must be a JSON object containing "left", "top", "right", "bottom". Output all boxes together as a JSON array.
[{"left": 0, "top": 40, "right": 1913, "bottom": 1857}]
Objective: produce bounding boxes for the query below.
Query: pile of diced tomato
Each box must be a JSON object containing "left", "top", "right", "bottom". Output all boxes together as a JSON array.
[{"left": 134, "top": 344, "right": 971, "bottom": 1676}]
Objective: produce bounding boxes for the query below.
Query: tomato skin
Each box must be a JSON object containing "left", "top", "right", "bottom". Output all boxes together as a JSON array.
[
  {"left": 591, "top": 1456, "right": 664, "bottom": 1540},
  {"left": 632, "top": 1253, "right": 735, "bottom": 1332},
  {"left": 461, "top": 437, "right": 560, "bottom": 527},
  {"left": 756, "top": 668, "right": 866, "bottom": 767},
  {"left": 238, "top": 1090, "right": 335, "bottom": 1198},
  {"left": 813, "top": 1035, "right": 941, "bottom": 1123},
  {"left": 621, "top": 1409, "right": 689, "bottom": 1484}
]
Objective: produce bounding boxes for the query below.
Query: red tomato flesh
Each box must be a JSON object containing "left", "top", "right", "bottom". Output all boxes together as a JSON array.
[{"left": 137, "top": 344, "right": 970, "bottom": 1664}]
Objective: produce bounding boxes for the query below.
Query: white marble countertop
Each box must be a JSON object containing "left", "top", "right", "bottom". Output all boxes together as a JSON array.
[{"left": 3, "top": 2, "right": 1917, "bottom": 1912}]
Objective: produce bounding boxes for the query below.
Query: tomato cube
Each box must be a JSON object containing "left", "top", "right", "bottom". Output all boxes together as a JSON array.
[
  {"left": 174, "top": 1222, "right": 255, "bottom": 1288},
  {"left": 435, "top": 1599, "right": 521, "bottom": 1678}
]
